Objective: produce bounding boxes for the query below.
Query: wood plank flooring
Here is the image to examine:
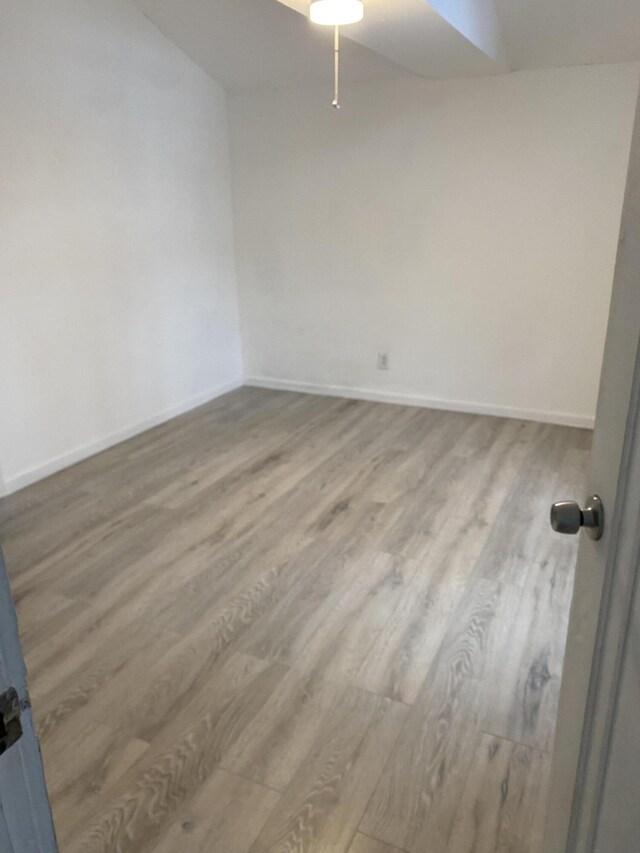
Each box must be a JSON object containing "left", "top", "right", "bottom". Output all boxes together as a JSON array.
[{"left": 0, "top": 387, "right": 589, "bottom": 852}]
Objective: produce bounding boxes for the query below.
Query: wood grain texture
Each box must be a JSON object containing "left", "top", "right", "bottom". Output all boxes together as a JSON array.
[
  {"left": 42, "top": 721, "right": 149, "bottom": 833},
  {"left": 62, "top": 653, "right": 286, "bottom": 852},
  {"left": 446, "top": 734, "right": 551, "bottom": 853},
  {"left": 479, "top": 446, "right": 589, "bottom": 753},
  {"left": 348, "top": 834, "right": 407, "bottom": 853},
  {"left": 0, "top": 388, "right": 587, "bottom": 851},
  {"left": 248, "top": 688, "right": 407, "bottom": 853},
  {"left": 360, "top": 578, "right": 516, "bottom": 852},
  {"left": 153, "top": 769, "right": 280, "bottom": 853}
]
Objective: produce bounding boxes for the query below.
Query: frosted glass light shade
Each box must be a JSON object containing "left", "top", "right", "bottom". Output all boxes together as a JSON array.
[{"left": 309, "top": 0, "right": 364, "bottom": 25}]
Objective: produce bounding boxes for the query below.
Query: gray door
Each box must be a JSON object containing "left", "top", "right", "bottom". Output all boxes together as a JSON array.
[
  {"left": 544, "top": 86, "right": 640, "bottom": 851},
  {"left": 0, "top": 546, "right": 57, "bottom": 851}
]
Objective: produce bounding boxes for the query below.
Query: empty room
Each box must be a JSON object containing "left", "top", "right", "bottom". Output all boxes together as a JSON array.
[{"left": 2, "top": 1, "right": 640, "bottom": 851}]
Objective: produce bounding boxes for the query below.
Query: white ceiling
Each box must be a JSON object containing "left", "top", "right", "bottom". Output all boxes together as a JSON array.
[
  {"left": 278, "top": 0, "right": 507, "bottom": 78},
  {"left": 131, "top": 0, "right": 640, "bottom": 94},
  {"left": 132, "top": 0, "right": 412, "bottom": 92}
]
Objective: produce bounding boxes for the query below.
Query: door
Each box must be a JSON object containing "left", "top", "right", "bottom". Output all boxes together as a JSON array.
[
  {"left": 592, "top": 551, "right": 640, "bottom": 852},
  {"left": 0, "top": 545, "right": 57, "bottom": 852},
  {"left": 544, "top": 88, "right": 640, "bottom": 851}
]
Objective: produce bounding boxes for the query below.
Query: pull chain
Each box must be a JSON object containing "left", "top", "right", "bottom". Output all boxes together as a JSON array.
[{"left": 332, "top": 25, "right": 340, "bottom": 109}]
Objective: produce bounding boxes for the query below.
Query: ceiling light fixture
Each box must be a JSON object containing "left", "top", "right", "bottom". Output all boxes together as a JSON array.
[
  {"left": 309, "top": 0, "right": 363, "bottom": 25},
  {"left": 308, "top": 0, "right": 364, "bottom": 109}
]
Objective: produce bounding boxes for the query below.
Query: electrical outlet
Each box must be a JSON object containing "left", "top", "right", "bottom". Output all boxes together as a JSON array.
[{"left": 377, "top": 353, "right": 389, "bottom": 370}]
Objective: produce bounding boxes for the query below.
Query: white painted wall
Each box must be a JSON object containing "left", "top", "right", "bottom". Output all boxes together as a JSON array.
[
  {"left": 230, "top": 64, "right": 640, "bottom": 428},
  {"left": 0, "top": 0, "right": 243, "bottom": 494}
]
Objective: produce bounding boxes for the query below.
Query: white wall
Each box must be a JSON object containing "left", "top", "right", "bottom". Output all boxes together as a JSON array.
[
  {"left": 230, "top": 64, "right": 640, "bottom": 428},
  {"left": 0, "top": 0, "right": 243, "bottom": 494}
]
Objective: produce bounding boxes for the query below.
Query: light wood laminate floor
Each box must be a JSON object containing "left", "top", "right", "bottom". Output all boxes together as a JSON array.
[{"left": 0, "top": 388, "right": 589, "bottom": 853}]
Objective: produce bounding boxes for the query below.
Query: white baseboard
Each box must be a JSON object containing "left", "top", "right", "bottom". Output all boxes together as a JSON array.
[
  {"left": 3, "top": 377, "right": 244, "bottom": 496},
  {"left": 246, "top": 376, "right": 595, "bottom": 430},
  {"left": 2, "top": 374, "right": 592, "bottom": 498}
]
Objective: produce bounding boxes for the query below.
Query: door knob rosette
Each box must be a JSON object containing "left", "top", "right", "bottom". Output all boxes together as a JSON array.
[{"left": 550, "top": 495, "right": 604, "bottom": 541}]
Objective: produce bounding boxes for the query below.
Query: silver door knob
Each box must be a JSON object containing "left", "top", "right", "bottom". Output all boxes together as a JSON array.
[{"left": 550, "top": 495, "right": 604, "bottom": 540}]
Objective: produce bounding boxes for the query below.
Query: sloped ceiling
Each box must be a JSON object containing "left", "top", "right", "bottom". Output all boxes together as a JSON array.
[
  {"left": 277, "top": 0, "right": 509, "bottom": 78},
  {"left": 131, "top": 0, "right": 640, "bottom": 93},
  {"left": 132, "top": 0, "right": 412, "bottom": 92}
]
